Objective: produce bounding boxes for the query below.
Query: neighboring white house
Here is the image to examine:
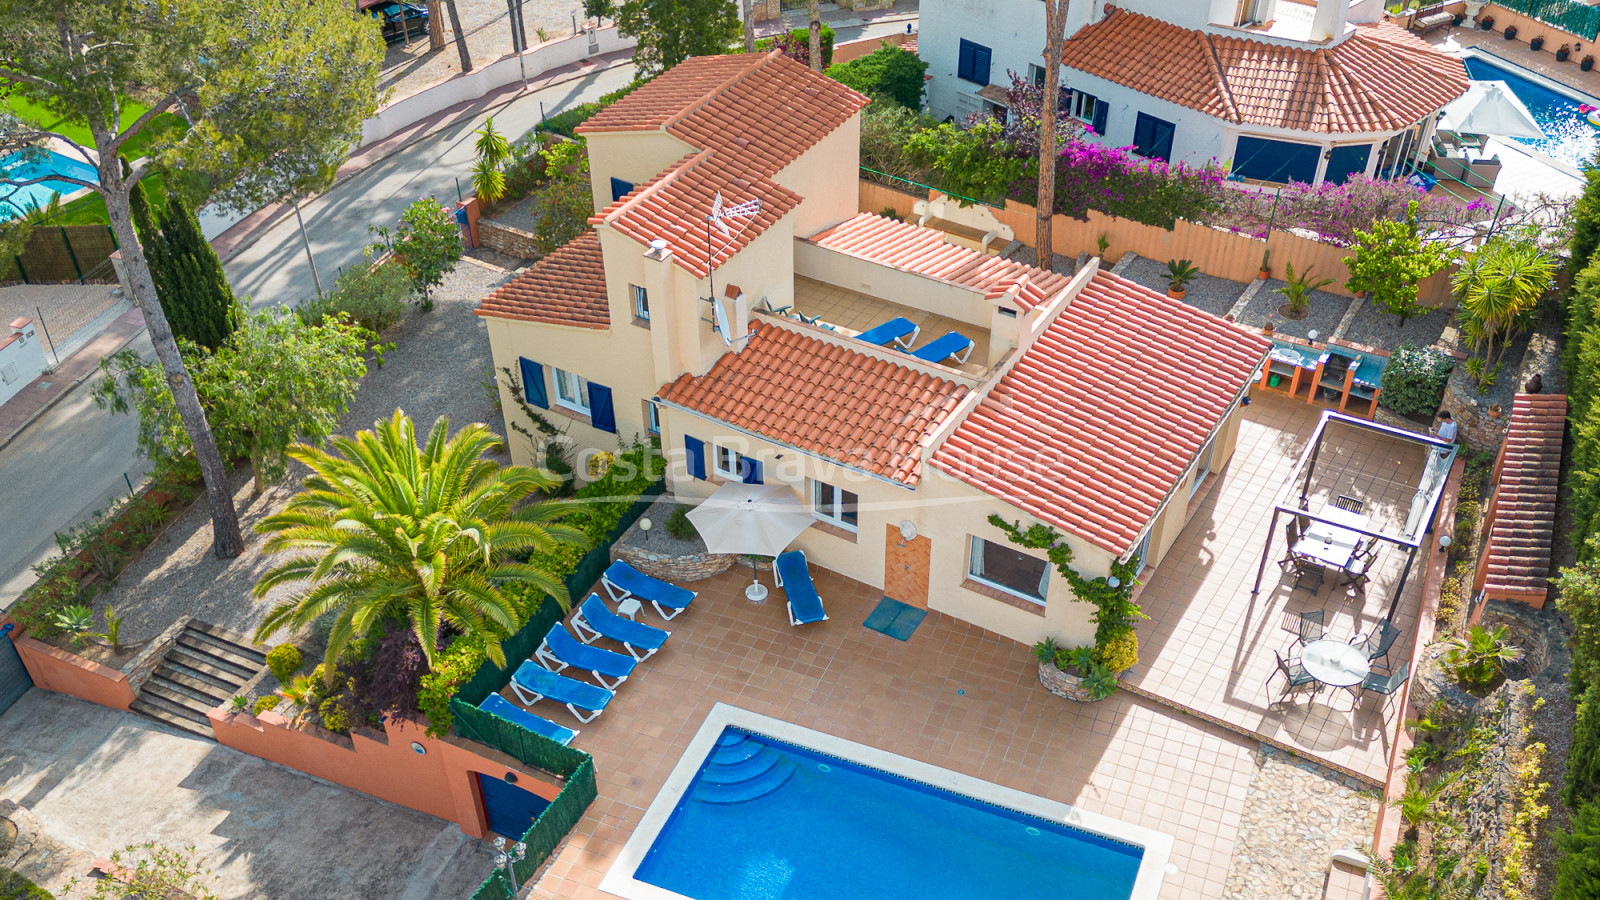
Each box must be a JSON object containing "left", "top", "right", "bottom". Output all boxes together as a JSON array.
[
  {"left": 920, "top": 0, "right": 1470, "bottom": 186},
  {"left": 0, "top": 318, "right": 45, "bottom": 407}
]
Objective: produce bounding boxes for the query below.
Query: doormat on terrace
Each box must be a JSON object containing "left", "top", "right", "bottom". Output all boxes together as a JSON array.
[{"left": 862, "top": 597, "right": 926, "bottom": 641}]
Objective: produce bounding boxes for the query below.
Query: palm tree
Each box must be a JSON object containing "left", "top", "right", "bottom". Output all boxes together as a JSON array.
[
  {"left": 252, "top": 411, "right": 585, "bottom": 679},
  {"left": 1452, "top": 233, "right": 1555, "bottom": 368}
]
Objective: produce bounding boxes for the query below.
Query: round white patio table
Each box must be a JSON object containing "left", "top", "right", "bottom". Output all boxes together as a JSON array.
[{"left": 1300, "top": 639, "right": 1371, "bottom": 687}]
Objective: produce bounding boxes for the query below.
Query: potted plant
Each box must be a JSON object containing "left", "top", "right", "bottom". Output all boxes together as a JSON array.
[
  {"left": 1033, "top": 639, "right": 1119, "bottom": 702},
  {"left": 1504, "top": 24, "right": 1518, "bottom": 40},
  {"left": 1166, "top": 258, "right": 1198, "bottom": 299},
  {"left": 1259, "top": 249, "right": 1271, "bottom": 281},
  {"left": 1275, "top": 262, "right": 1334, "bottom": 321},
  {"left": 1263, "top": 314, "right": 1276, "bottom": 335},
  {"left": 1489, "top": 402, "right": 1504, "bottom": 418},
  {"left": 1452, "top": 12, "right": 1465, "bottom": 25},
  {"left": 1530, "top": 35, "right": 1545, "bottom": 51},
  {"left": 1559, "top": 43, "right": 1573, "bottom": 61},
  {"left": 1584, "top": 54, "right": 1596, "bottom": 71},
  {"left": 1479, "top": 14, "right": 1494, "bottom": 29}
]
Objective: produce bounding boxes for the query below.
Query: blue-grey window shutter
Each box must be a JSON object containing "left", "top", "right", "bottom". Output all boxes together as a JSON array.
[
  {"left": 588, "top": 383, "right": 616, "bottom": 433},
  {"left": 610, "top": 177, "right": 634, "bottom": 201},
  {"left": 1091, "top": 99, "right": 1108, "bottom": 137},
  {"left": 518, "top": 358, "right": 547, "bottom": 409},
  {"left": 684, "top": 436, "right": 706, "bottom": 480},
  {"left": 975, "top": 45, "right": 991, "bottom": 86},
  {"left": 740, "top": 457, "right": 763, "bottom": 484}
]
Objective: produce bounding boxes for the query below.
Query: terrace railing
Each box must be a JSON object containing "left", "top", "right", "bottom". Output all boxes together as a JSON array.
[{"left": 1492, "top": 0, "right": 1600, "bottom": 40}]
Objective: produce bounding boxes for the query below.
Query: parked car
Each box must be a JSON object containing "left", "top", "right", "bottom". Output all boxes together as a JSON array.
[{"left": 367, "top": 0, "right": 428, "bottom": 44}]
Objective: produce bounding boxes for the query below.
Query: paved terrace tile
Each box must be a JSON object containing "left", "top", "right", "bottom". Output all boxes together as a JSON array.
[
  {"left": 1123, "top": 393, "right": 1426, "bottom": 786},
  {"left": 512, "top": 567, "right": 1260, "bottom": 900}
]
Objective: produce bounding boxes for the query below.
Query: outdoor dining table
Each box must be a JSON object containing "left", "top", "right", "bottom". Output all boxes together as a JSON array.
[
  {"left": 1293, "top": 506, "right": 1370, "bottom": 570},
  {"left": 1300, "top": 638, "right": 1371, "bottom": 688}
]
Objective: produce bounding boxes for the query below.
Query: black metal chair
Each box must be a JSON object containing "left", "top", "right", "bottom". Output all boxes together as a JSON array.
[
  {"left": 1282, "top": 608, "right": 1325, "bottom": 651},
  {"left": 1345, "top": 660, "right": 1409, "bottom": 707},
  {"left": 1292, "top": 558, "right": 1324, "bottom": 594},
  {"left": 1334, "top": 494, "right": 1365, "bottom": 514},
  {"left": 1269, "top": 650, "right": 1321, "bottom": 702},
  {"left": 1350, "top": 619, "right": 1402, "bottom": 667},
  {"left": 1279, "top": 519, "right": 1304, "bottom": 571}
]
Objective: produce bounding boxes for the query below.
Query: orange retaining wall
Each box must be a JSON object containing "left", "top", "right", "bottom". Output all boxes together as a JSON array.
[
  {"left": 209, "top": 708, "right": 561, "bottom": 839},
  {"left": 10, "top": 634, "right": 135, "bottom": 711},
  {"left": 831, "top": 31, "right": 915, "bottom": 65}
]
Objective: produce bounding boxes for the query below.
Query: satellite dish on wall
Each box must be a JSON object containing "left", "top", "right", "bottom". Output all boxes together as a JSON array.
[{"left": 713, "top": 297, "right": 733, "bottom": 346}]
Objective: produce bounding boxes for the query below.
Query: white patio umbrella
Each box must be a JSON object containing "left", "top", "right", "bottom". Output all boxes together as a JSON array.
[
  {"left": 686, "top": 482, "right": 815, "bottom": 602},
  {"left": 1438, "top": 81, "right": 1545, "bottom": 140}
]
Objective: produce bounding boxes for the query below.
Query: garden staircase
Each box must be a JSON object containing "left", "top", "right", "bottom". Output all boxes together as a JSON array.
[{"left": 130, "top": 621, "right": 266, "bottom": 740}]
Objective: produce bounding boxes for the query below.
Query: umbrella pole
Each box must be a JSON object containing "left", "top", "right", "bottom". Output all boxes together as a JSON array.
[{"left": 745, "top": 555, "right": 769, "bottom": 604}]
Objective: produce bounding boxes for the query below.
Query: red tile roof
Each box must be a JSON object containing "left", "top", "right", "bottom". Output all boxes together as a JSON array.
[
  {"left": 1482, "top": 394, "right": 1566, "bottom": 600},
  {"left": 580, "top": 51, "right": 871, "bottom": 179},
  {"left": 930, "top": 271, "right": 1271, "bottom": 554},
  {"left": 1059, "top": 10, "right": 1469, "bottom": 133},
  {"left": 804, "top": 213, "right": 1072, "bottom": 311},
  {"left": 592, "top": 150, "right": 802, "bottom": 279},
  {"left": 475, "top": 231, "right": 609, "bottom": 328},
  {"left": 657, "top": 321, "right": 970, "bottom": 485}
]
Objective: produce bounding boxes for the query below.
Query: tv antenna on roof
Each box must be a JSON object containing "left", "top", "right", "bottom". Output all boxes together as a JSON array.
[{"left": 705, "top": 189, "right": 761, "bottom": 345}]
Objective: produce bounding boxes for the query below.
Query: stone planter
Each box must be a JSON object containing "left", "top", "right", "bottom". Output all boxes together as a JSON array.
[
  {"left": 1037, "top": 660, "right": 1107, "bottom": 702},
  {"left": 610, "top": 495, "right": 737, "bottom": 583}
]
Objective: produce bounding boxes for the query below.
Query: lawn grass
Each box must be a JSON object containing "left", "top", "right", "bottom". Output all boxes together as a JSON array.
[{"left": 55, "top": 171, "right": 171, "bottom": 225}]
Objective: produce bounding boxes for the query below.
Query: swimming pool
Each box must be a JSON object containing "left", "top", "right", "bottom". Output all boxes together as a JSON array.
[
  {"left": 0, "top": 150, "right": 98, "bottom": 219},
  {"left": 1462, "top": 54, "right": 1598, "bottom": 169},
  {"left": 603, "top": 705, "right": 1172, "bottom": 900}
]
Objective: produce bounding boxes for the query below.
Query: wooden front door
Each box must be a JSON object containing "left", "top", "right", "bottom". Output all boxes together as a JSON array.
[{"left": 884, "top": 524, "right": 932, "bottom": 609}]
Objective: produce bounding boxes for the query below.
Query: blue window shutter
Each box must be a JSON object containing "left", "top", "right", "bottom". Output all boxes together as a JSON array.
[
  {"left": 1152, "top": 120, "right": 1175, "bottom": 162},
  {"left": 740, "top": 457, "right": 763, "bottom": 485},
  {"left": 1133, "top": 114, "right": 1155, "bottom": 156},
  {"left": 588, "top": 383, "right": 616, "bottom": 433},
  {"left": 975, "top": 45, "right": 991, "bottom": 85},
  {"left": 518, "top": 358, "right": 548, "bottom": 409},
  {"left": 1091, "top": 99, "right": 1108, "bottom": 137},
  {"left": 609, "top": 177, "right": 634, "bottom": 202},
  {"left": 684, "top": 436, "right": 706, "bottom": 480},
  {"left": 957, "top": 40, "right": 974, "bottom": 81}
]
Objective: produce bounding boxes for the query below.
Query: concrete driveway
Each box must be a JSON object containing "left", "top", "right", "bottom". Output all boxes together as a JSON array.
[{"left": 0, "top": 691, "right": 495, "bottom": 900}]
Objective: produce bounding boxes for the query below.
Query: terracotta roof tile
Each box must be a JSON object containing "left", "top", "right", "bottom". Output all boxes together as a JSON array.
[
  {"left": 475, "top": 231, "right": 609, "bottom": 327},
  {"left": 1483, "top": 394, "right": 1566, "bottom": 599},
  {"left": 1059, "top": 10, "right": 1469, "bottom": 133},
  {"left": 804, "top": 213, "right": 1072, "bottom": 311},
  {"left": 593, "top": 150, "right": 801, "bottom": 278},
  {"left": 930, "top": 271, "right": 1271, "bottom": 554},
  {"left": 657, "top": 321, "right": 969, "bottom": 484}
]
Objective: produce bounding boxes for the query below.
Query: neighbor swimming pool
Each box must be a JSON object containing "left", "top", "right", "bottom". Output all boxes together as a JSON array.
[
  {"left": 1463, "top": 54, "right": 1598, "bottom": 169},
  {"left": 0, "top": 150, "right": 98, "bottom": 218},
  {"left": 603, "top": 705, "right": 1172, "bottom": 900}
]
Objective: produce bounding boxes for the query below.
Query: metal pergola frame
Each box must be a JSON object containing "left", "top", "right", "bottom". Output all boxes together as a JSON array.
[{"left": 1251, "top": 410, "right": 1456, "bottom": 623}]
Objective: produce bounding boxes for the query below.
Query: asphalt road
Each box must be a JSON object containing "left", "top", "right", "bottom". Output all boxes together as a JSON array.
[{"left": 0, "top": 22, "right": 911, "bottom": 603}]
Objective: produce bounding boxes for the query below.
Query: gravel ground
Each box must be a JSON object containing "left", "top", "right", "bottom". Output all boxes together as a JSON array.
[
  {"left": 489, "top": 192, "right": 541, "bottom": 234},
  {"left": 99, "top": 260, "right": 512, "bottom": 646},
  {"left": 617, "top": 496, "right": 705, "bottom": 554},
  {"left": 1117, "top": 255, "right": 1249, "bottom": 318},
  {"left": 1339, "top": 301, "right": 1455, "bottom": 350},
  {"left": 1235, "top": 279, "right": 1350, "bottom": 340}
]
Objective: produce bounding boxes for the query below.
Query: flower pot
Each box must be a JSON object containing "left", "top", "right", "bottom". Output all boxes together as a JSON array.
[
  {"left": 1559, "top": 49, "right": 1572, "bottom": 61},
  {"left": 1167, "top": 284, "right": 1186, "bottom": 300},
  {"left": 1504, "top": 25, "right": 1518, "bottom": 40},
  {"left": 1584, "top": 55, "right": 1596, "bottom": 71},
  {"left": 1452, "top": 13, "right": 1465, "bottom": 25},
  {"left": 1489, "top": 403, "right": 1503, "bottom": 418},
  {"left": 1530, "top": 36, "right": 1545, "bottom": 51},
  {"left": 1262, "top": 322, "right": 1276, "bottom": 335},
  {"left": 1259, "top": 267, "right": 1271, "bottom": 280},
  {"left": 1479, "top": 15, "right": 1494, "bottom": 29}
]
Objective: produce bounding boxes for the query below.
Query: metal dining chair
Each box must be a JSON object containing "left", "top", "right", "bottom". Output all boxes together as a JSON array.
[
  {"left": 1345, "top": 660, "right": 1409, "bottom": 707},
  {"left": 1341, "top": 553, "right": 1376, "bottom": 594},
  {"left": 1334, "top": 495, "right": 1365, "bottom": 514},
  {"left": 1282, "top": 608, "right": 1325, "bottom": 651},
  {"left": 1292, "top": 558, "right": 1324, "bottom": 594},
  {"left": 1269, "top": 650, "right": 1321, "bottom": 702},
  {"left": 1279, "top": 519, "right": 1305, "bottom": 571},
  {"left": 1351, "top": 620, "right": 1402, "bottom": 667}
]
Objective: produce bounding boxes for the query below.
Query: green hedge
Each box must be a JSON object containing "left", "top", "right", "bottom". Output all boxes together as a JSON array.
[
  {"left": 1493, "top": 0, "right": 1600, "bottom": 40},
  {"left": 469, "top": 870, "right": 514, "bottom": 900}
]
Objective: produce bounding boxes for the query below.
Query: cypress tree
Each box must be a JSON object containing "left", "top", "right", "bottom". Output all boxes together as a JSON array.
[
  {"left": 156, "top": 195, "right": 239, "bottom": 351},
  {"left": 1570, "top": 684, "right": 1600, "bottom": 809},
  {"left": 1574, "top": 163, "right": 1600, "bottom": 284},
  {"left": 1556, "top": 799, "right": 1600, "bottom": 900}
]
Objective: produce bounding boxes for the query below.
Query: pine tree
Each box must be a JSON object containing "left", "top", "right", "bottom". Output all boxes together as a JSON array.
[
  {"left": 1556, "top": 795, "right": 1600, "bottom": 900},
  {"left": 156, "top": 196, "right": 239, "bottom": 351},
  {"left": 1571, "top": 164, "right": 1600, "bottom": 284}
]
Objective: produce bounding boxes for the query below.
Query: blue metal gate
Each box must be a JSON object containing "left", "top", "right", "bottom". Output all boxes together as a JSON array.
[
  {"left": 0, "top": 623, "right": 34, "bottom": 715},
  {"left": 476, "top": 772, "right": 551, "bottom": 840}
]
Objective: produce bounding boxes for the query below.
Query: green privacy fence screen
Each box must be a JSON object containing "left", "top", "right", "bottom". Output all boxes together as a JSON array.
[
  {"left": 470, "top": 870, "right": 514, "bottom": 900},
  {"left": 453, "top": 697, "right": 590, "bottom": 777},
  {"left": 1491, "top": 0, "right": 1600, "bottom": 40}
]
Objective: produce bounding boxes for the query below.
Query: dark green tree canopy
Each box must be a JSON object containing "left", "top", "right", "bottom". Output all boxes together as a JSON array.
[
  {"left": 605, "top": 0, "right": 742, "bottom": 75},
  {"left": 826, "top": 44, "right": 928, "bottom": 110}
]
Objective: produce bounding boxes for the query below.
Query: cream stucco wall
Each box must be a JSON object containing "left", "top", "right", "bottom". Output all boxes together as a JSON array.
[
  {"left": 794, "top": 241, "right": 994, "bottom": 328},
  {"left": 583, "top": 130, "right": 698, "bottom": 214},
  {"left": 773, "top": 113, "right": 863, "bottom": 237}
]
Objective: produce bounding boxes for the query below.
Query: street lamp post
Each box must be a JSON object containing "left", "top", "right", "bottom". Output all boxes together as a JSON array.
[{"left": 493, "top": 836, "right": 528, "bottom": 890}]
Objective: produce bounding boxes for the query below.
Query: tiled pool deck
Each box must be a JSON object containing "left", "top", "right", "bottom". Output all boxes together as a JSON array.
[{"left": 510, "top": 394, "right": 1402, "bottom": 900}]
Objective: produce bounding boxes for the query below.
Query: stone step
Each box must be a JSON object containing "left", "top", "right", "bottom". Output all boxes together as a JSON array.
[
  {"left": 184, "top": 621, "right": 268, "bottom": 664},
  {"left": 129, "top": 696, "right": 215, "bottom": 740},
  {"left": 176, "top": 632, "right": 261, "bottom": 675},
  {"left": 143, "top": 676, "right": 227, "bottom": 712},
  {"left": 154, "top": 664, "right": 236, "bottom": 699},
  {"left": 165, "top": 646, "right": 252, "bottom": 688}
]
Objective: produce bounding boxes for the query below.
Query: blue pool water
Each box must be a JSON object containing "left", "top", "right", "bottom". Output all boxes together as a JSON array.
[
  {"left": 1462, "top": 55, "right": 1598, "bottom": 168},
  {"left": 0, "top": 150, "right": 99, "bottom": 219},
  {"left": 635, "top": 728, "right": 1144, "bottom": 900}
]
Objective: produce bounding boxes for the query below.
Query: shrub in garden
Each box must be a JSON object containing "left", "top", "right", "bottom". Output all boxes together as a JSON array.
[
  {"left": 758, "top": 24, "right": 836, "bottom": 68},
  {"left": 1442, "top": 623, "right": 1521, "bottom": 689},
  {"left": 1378, "top": 343, "right": 1453, "bottom": 417},
  {"left": 76, "top": 843, "right": 219, "bottom": 900},
  {"left": 1099, "top": 629, "right": 1138, "bottom": 673},
  {"left": 295, "top": 256, "right": 410, "bottom": 334},
  {"left": 1556, "top": 796, "right": 1600, "bottom": 900},
  {"left": 1560, "top": 536, "right": 1600, "bottom": 688},
  {"left": 1569, "top": 163, "right": 1600, "bottom": 283},
  {"left": 369, "top": 198, "right": 462, "bottom": 311},
  {"left": 1573, "top": 419, "right": 1600, "bottom": 561},
  {"left": 1207, "top": 175, "right": 1485, "bottom": 246},
  {"left": 665, "top": 504, "right": 696, "bottom": 540},
  {"left": 826, "top": 44, "right": 927, "bottom": 109},
  {"left": 904, "top": 119, "right": 1027, "bottom": 207},
  {"left": 529, "top": 143, "right": 594, "bottom": 256},
  {"left": 859, "top": 102, "right": 930, "bottom": 185},
  {"left": 1568, "top": 256, "right": 1600, "bottom": 419},
  {"left": 0, "top": 866, "right": 53, "bottom": 899},
  {"left": 266, "top": 644, "right": 303, "bottom": 683},
  {"left": 417, "top": 633, "right": 489, "bottom": 736},
  {"left": 1566, "top": 683, "right": 1600, "bottom": 808},
  {"left": 1345, "top": 201, "right": 1455, "bottom": 326},
  {"left": 252, "top": 695, "right": 281, "bottom": 716}
]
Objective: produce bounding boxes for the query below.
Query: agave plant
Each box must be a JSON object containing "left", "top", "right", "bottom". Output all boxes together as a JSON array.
[
  {"left": 55, "top": 604, "right": 95, "bottom": 644},
  {"left": 1443, "top": 623, "right": 1522, "bottom": 689},
  {"left": 251, "top": 411, "right": 587, "bottom": 680}
]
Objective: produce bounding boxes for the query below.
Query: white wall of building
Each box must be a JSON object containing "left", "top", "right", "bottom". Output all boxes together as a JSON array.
[
  {"left": 0, "top": 320, "right": 48, "bottom": 408},
  {"left": 920, "top": 0, "right": 1046, "bottom": 122}
]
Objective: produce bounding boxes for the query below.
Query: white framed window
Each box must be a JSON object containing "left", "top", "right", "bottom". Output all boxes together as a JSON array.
[
  {"left": 553, "top": 367, "right": 590, "bottom": 415},
  {"left": 646, "top": 401, "right": 661, "bottom": 435},
  {"left": 712, "top": 443, "right": 744, "bottom": 480},
  {"left": 632, "top": 285, "right": 649, "bottom": 321},
  {"left": 1072, "top": 90, "right": 1098, "bottom": 124},
  {"left": 968, "top": 536, "right": 1049, "bottom": 604},
  {"left": 811, "top": 480, "right": 859, "bottom": 531},
  {"left": 1188, "top": 437, "right": 1217, "bottom": 500},
  {"left": 1028, "top": 63, "right": 1046, "bottom": 87}
]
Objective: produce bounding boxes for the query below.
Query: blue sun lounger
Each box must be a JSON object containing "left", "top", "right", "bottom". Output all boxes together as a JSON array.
[
  {"left": 601, "top": 560, "right": 699, "bottom": 620},
  {"left": 535, "top": 622, "right": 637, "bottom": 690},
  {"left": 910, "top": 331, "right": 975, "bottom": 365},
  {"left": 572, "top": 593, "right": 670, "bottom": 661},
  {"left": 775, "top": 550, "right": 828, "bottom": 626},
  {"left": 479, "top": 692, "right": 578, "bottom": 746},
  {"left": 855, "top": 316, "right": 920, "bottom": 350},
  {"left": 510, "top": 660, "right": 614, "bottom": 723}
]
